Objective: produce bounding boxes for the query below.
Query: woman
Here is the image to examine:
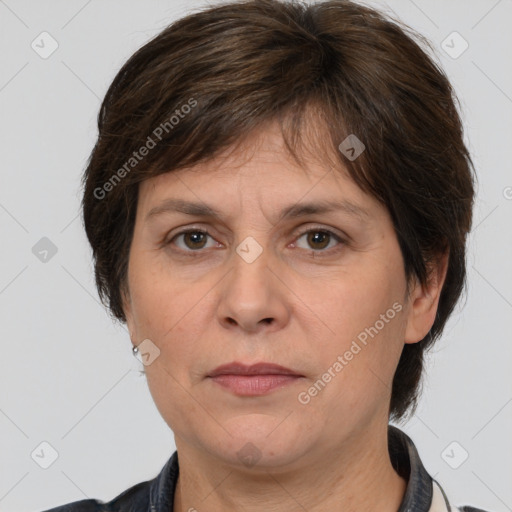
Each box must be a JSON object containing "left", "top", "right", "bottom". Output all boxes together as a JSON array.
[{"left": 42, "top": 0, "right": 489, "bottom": 510}]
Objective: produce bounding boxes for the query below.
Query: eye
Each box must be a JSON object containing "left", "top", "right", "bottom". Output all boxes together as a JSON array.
[
  {"left": 165, "top": 227, "right": 346, "bottom": 256},
  {"left": 293, "top": 228, "right": 345, "bottom": 254},
  {"left": 168, "top": 229, "right": 218, "bottom": 252}
]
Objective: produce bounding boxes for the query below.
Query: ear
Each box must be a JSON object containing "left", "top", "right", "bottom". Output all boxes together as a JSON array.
[{"left": 404, "top": 249, "right": 449, "bottom": 344}]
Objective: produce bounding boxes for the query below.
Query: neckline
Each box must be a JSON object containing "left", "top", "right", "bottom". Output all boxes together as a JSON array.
[{"left": 149, "top": 425, "right": 434, "bottom": 511}]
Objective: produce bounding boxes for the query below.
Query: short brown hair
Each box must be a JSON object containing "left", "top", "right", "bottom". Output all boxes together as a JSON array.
[{"left": 81, "top": 0, "right": 475, "bottom": 421}]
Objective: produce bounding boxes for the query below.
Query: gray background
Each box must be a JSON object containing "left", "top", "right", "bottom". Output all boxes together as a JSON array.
[{"left": 0, "top": 0, "right": 511, "bottom": 510}]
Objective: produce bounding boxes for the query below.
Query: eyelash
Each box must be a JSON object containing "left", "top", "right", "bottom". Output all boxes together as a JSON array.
[{"left": 164, "top": 226, "right": 347, "bottom": 257}]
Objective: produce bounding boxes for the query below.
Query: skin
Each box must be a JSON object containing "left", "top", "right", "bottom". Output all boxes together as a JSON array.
[{"left": 123, "top": 120, "right": 448, "bottom": 512}]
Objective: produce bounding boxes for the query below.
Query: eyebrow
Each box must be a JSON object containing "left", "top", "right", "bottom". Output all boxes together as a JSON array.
[{"left": 145, "top": 198, "right": 370, "bottom": 223}]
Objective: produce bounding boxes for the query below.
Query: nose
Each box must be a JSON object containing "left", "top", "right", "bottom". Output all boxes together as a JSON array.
[{"left": 216, "top": 242, "right": 290, "bottom": 334}]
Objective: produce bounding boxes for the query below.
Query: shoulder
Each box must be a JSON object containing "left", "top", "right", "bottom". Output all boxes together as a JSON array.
[
  {"left": 457, "top": 507, "right": 494, "bottom": 512},
  {"left": 39, "top": 479, "right": 151, "bottom": 511},
  {"left": 37, "top": 451, "right": 179, "bottom": 512}
]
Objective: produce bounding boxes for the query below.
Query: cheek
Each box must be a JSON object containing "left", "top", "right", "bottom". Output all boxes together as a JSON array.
[
  {"left": 305, "top": 313, "right": 405, "bottom": 428},
  {"left": 144, "top": 359, "right": 208, "bottom": 441},
  {"left": 128, "top": 251, "right": 178, "bottom": 332},
  {"left": 133, "top": 274, "right": 210, "bottom": 425},
  {"left": 128, "top": 265, "right": 211, "bottom": 374},
  {"left": 309, "top": 270, "right": 402, "bottom": 344},
  {"left": 307, "top": 269, "right": 406, "bottom": 398}
]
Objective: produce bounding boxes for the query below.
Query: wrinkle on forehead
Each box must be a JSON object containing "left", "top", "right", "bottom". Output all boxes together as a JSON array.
[{"left": 167, "top": 102, "right": 351, "bottom": 183}]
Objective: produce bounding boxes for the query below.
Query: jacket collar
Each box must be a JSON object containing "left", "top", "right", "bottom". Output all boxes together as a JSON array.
[
  {"left": 148, "top": 426, "right": 451, "bottom": 511},
  {"left": 148, "top": 449, "right": 179, "bottom": 511},
  {"left": 389, "top": 425, "right": 452, "bottom": 512}
]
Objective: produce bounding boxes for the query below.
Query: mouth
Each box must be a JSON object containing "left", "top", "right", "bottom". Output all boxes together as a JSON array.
[{"left": 207, "top": 362, "right": 305, "bottom": 396}]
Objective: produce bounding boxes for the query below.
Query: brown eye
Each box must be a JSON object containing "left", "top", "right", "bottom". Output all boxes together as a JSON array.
[
  {"left": 182, "top": 231, "right": 208, "bottom": 249},
  {"left": 168, "top": 229, "right": 216, "bottom": 252},
  {"left": 306, "top": 231, "right": 331, "bottom": 250},
  {"left": 166, "top": 227, "right": 345, "bottom": 257},
  {"left": 293, "top": 228, "right": 346, "bottom": 255}
]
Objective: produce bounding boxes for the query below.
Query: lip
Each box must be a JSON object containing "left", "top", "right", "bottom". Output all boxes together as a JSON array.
[
  {"left": 207, "top": 362, "right": 304, "bottom": 397},
  {"left": 208, "top": 362, "right": 303, "bottom": 377}
]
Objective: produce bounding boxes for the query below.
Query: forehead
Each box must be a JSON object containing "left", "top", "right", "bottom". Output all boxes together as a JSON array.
[{"left": 138, "top": 120, "right": 375, "bottom": 216}]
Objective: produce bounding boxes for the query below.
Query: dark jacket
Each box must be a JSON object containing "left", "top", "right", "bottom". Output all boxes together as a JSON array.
[{"left": 40, "top": 426, "right": 491, "bottom": 512}]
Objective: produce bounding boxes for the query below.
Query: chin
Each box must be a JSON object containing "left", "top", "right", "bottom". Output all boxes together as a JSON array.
[{"left": 206, "top": 419, "right": 312, "bottom": 470}]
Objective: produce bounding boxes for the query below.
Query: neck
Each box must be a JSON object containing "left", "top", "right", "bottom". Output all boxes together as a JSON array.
[{"left": 173, "top": 424, "right": 407, "bottom": 512}]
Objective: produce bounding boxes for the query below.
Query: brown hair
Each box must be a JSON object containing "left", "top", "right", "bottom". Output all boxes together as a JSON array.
[{"left": 81, "top": 0, "right": 475, "bottom": 421}]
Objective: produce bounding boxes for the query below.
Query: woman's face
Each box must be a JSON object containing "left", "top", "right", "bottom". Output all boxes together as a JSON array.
[{"left": 124, "top": 123, "right": 440, "bottom": 471}]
